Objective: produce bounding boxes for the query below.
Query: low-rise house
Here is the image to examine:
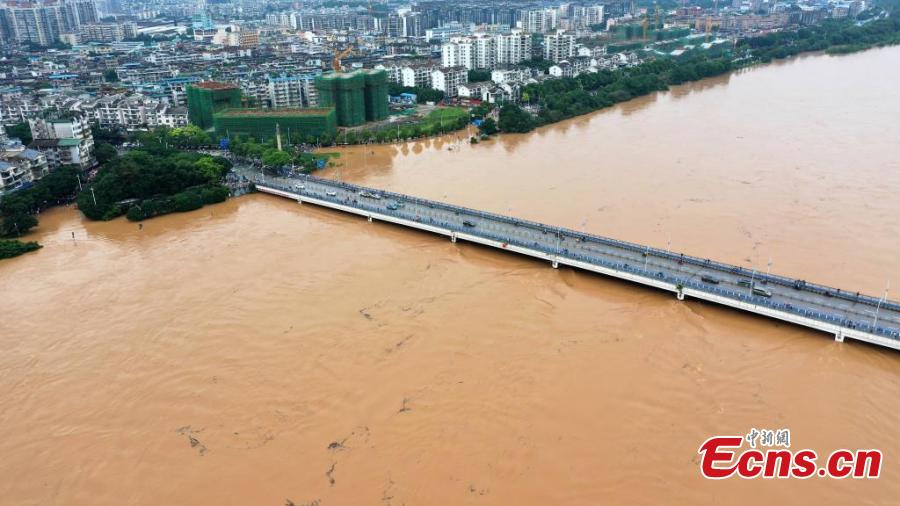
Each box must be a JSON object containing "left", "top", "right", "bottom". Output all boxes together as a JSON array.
[{"left": 457, "top": 81, "right": 490, "bottom": 100}]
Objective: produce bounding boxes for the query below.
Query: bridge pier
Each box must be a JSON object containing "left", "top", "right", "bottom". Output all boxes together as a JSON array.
[{"left": 254, "top": 181, "right": 900, "bottom": 353}]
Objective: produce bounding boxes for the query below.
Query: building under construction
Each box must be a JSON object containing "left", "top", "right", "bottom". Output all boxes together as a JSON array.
[
  {"left": 315, "top": 69, "right": 388, "bottom": 127},
  {"left": 212, "top": 108, "right": 337, "bottom": 142},
  {"left": 187, "top": 82, "right": 243, "bottom": 130}
]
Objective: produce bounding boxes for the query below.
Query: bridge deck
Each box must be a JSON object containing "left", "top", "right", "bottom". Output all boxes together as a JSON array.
[{"left": 251, "top": 172, "right": 900, "bottom": 351}]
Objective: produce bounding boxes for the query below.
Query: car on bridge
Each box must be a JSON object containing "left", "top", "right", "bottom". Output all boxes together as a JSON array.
[{"left": 752, "top": 286, "right": 773, "bottom": 298}]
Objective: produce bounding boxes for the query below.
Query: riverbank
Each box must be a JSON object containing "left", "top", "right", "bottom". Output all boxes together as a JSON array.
[
  {"left": 497, "top": 17, "right": 900, "bottom": 134},
  {"left": 3, "top": 46, "right": 900, "bottom": 505}
]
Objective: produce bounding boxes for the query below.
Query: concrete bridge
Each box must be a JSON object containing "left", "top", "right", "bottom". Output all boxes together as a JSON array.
[{"left": 253, "top": 173, "right": 900, "bottom": 352}]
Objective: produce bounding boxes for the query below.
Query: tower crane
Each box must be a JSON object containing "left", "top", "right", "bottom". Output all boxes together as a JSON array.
[{"left": 332, "top": 47, "right": 353, "bottom": 73}]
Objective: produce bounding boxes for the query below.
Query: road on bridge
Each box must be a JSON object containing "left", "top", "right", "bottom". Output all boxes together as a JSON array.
[{"left": 237, "top": 165, "right": 900, "bottom": 341}]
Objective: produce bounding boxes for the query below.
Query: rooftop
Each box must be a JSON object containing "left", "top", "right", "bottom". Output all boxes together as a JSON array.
[{"left": 194, "top": 81, "right": 238, "bottom": 90}]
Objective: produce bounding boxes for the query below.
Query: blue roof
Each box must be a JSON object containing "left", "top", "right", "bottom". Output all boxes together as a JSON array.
[{"left": 18, "top": 149, "right": 44, "bottom": 160}]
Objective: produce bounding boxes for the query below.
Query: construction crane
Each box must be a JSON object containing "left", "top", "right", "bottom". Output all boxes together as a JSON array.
[{"left": 332, "top": 47, "right": 353, "bottom": 73}]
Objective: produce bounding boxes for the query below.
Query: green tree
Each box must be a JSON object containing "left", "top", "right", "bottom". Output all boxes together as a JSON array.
[
  {"left": 467, "top": 69, "right": 491, "bottom": 82},
  {"left": 261, "top": 149, "right": 292, "bottom": 167},
  {"left": 94, "top": 142, "right": 118, "bottom": 164},
  {"left": 195, "top": 156, "right": 227, "bottom": 182},
  {"left": 91, "top": 126, "right": 127, "bottom": 145},
  {"left": 498, "top": 105, "right": 537, "bottom": 133},
  {"left": 0, "top": 194, "right": 39, "bottom": 237},
  {"left": 0, "top": 239, "right": 42, "bottom": 259},
  {"left": 104, "top": 69, "right": 119, "bottom": 82},
  {"left": 168, "top": 125, "right": 211, "bottom": 148},
  {"left": 479, "top": 118, "right": 498, "bottom": 136},
  {"left": 6, "top": 122, "right": 32, "bottom": 144}
]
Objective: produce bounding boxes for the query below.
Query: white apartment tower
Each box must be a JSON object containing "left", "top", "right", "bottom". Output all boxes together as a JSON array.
[
  {"left": 521, "top": 8, "right": 558, "bottom": 33},
  {"left": 496, "top": 30, "right": 532, "bottom": 64},
  {"left": 543, "top": 32, "right": 576, "bottom": 63},
  {"left": 584, "top": 5, "right": 605, "bottom": 27}
]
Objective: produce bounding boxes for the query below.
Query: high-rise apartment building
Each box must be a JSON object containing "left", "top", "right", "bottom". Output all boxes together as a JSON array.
[
  {"left": 3, "top": 4, "right": 58, "bottom": 46},
  {"left": 1, "top": 0, "right": 98, "bottom": 46},
  {"left": 521, "top": 8, "right": 558, "bottom": 33},
  {"left": 543, "top": 32, "right": 576, "bottom": 62},
  {"left": 496, "top": 30, "right": 532, "bottom": 65}
]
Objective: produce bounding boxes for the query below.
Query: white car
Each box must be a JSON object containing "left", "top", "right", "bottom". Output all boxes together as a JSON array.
[
  {"left": 294, "top": 184, "right": 305, "bottom": 190},
  {"left": 326, "top": 190, "right": 337, "bottom": 197}
]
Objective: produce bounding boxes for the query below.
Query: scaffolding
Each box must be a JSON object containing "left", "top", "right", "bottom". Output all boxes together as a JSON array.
[
  {"left": 363, "top": 69, "right": 389, "bottom": 122},
  {"left": 315, "top": 70, "right": 387, "bottom": 127},
  {"left": 213, "top": 108, "right": 337, "bottom": 142},
  {"left": 186, "top": 83, "right": 242, "bottom": 130}
]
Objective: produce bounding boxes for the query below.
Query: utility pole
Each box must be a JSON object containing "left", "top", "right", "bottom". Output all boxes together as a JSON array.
[
  {"left": 90, "top": 187, "right": 97, "bottom": 207},
  {"left": 873, "top": 281, "right": 890, "bottom": 330}
]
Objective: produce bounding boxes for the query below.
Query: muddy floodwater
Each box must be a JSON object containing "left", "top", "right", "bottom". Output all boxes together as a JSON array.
[{"left": 3, "top": 47, "right": 900, "bottom": 505}]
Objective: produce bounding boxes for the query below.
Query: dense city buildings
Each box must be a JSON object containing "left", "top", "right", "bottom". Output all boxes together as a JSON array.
[{"left": 0, "top": 0, "right": 883, "bottom": 196}]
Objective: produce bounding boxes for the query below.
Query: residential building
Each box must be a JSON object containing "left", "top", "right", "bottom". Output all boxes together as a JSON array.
[
  {"left": 549, "top": 61, "right": 576, "bottom": 78},
  {"left": 457, "top": 81, "right": 490, "bottom": 100},
  {"left": 491, "top": 68, "right": 528, "bottom": 84},
  {"left": 0, "top": 159, "right": 32, "bottom": 193},
  {"left": 226, "top": 29, "right": 259, "bottom": 48},
  {"left": 521, "top": 8, "right": 558, "bottom": 33},
  {"left": 431, "top": 66, "right": 468, "bottom": 97},
  {"left": 544, "top": 32, "right": 576, "bottom": 62},
  {"left": 582, "top": 5, "right": 605, "bottom": 28},
  {"left": 472, "top": 35, "right": 497, "bottom": 70},
  {"left": 27, "top": 116, "right": 94, "bottom": 170},
  {"left": 441, "top": 39, "right": 473, "bottom": 68},
  {"left": 1, "top": 0, "right": 98, "bottom": 46},
  {"left": 425, "top": 22, "right": 468, "bottom": 42},
  {"left": 496, "top": 30, "right": 532, "bottom": 65},
  {"left": 79, "top": 21, "right": 137, "bottom": 42},
  {"left": 401, "top": 64, "right": 434, "bottom": 88},
  {"left": 81, "top": 94, "right": 188, "bottom": 131},
  {"left": 267, "top": 74, "right": 319, "bottom": 109}
]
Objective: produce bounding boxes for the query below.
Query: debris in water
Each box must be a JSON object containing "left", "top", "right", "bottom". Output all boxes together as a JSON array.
[{"left": 326, "top": 463, "right": 336, "bottom": 486}]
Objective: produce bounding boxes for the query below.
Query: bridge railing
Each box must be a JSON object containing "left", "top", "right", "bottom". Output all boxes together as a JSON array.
[
  {"left": 293, "top": 173, "right": 900, "bottom": 313},
  {"left": 261, "top": 180, "right": 900, "bottom": 341}
]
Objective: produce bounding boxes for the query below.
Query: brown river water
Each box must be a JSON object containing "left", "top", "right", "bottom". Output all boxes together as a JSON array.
[{"left": 2, "top": 47, "right": 900, "bottom": 505}]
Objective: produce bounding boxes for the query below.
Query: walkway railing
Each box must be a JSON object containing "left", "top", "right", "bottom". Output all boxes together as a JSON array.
[{"left": 257, "top": 175, "right": 900, "bottom": 344}]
